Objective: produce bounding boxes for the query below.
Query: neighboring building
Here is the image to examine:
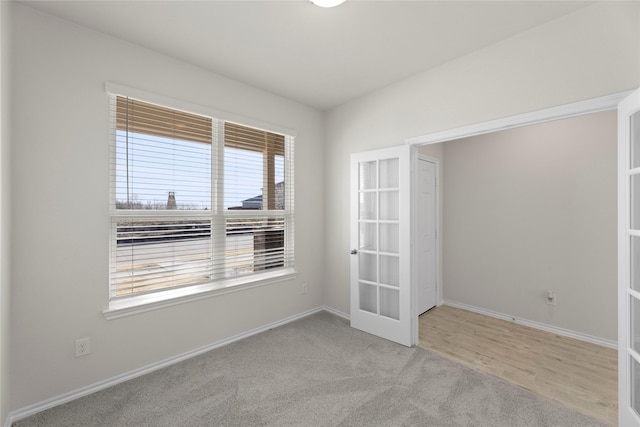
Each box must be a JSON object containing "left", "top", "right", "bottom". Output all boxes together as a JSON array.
[{"left": 231, "top": 181, "right": 285, "bottom": 210}]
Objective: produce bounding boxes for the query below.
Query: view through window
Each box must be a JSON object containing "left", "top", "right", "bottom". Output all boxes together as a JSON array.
[{"left": 110, "top": 95, "right": 294, "bottom": 301}]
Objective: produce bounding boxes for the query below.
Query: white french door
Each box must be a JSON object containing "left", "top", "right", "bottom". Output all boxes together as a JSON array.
[
  {"left": 350, "top": 145, "right": 416, "bottom": 347},
  {"left": 619, "top": 88, "right": 640, "bottom": 426}
]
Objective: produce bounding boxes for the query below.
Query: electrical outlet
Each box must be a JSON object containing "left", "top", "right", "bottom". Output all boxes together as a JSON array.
[
  {"left": 75, "top": 337, "right": 91, "bottom": 357},
  {"left": 301, "top": 282, "right": 308, "bottom": 295},
  {"left": 546, "top": 291, "right": 556, "bottom": 306}
]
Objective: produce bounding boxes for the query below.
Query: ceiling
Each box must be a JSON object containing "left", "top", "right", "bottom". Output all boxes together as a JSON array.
[{"left": 20, "top": 0, "right": 594, "bottom": 110}]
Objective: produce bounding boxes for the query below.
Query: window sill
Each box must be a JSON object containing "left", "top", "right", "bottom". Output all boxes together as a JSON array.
[{"left": 103, "top": 268, "right": 297, "bottom": 320}]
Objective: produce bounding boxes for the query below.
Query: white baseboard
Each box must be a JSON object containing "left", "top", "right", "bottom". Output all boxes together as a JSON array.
[
  {"left": 322, "top": 305, "right": 350, "bottom": 320},
  {"left": 442, "top": 300, "right": 617, "bottom": 350},
  {"left": 9, "top": 301, "right": 609, "bottom": 426},
  {"left": 5, "top": 306, "right": 329, "bottom": 427}
]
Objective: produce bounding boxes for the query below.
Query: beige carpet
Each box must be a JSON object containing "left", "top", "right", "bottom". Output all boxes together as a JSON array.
[{"left": 14, "top": 311, "right": 606, "bottom": 426}]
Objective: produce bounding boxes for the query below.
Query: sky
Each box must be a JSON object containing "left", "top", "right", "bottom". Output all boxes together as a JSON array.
[{"left": 115, "top": 131, "right": 284, "bottom": 210}]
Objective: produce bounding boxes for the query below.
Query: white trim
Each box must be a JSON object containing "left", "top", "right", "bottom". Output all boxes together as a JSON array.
[
  {"left": 105, "top": 81, "right": 297, "bottom": 137},
  {"left": 104, "top": 270, "right": 297, "bottom": 320},
  {"left": 6, "top": 306, "right": 332, "bottom": 427},
  {"left": 406, "top": 90, "right": 633, "bottom": 146},
  {"left": 410, "top": 146, "right": 419, "bottom": 345},
  {"left": 323, "top": 305, "right": 350, "bottom": 320},
  {"left": 442, "top": 300, "right": 617, "bottom": 350}
]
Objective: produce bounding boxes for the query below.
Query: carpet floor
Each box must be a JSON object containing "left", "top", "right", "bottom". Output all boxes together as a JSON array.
[{"left": 14, "top": 311, "right": 607, "bottom": 426}]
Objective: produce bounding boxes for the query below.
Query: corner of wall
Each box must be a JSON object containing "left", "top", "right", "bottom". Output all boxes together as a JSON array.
[{"left": 0, "top": 0, "right": 13, "bottom": 424}]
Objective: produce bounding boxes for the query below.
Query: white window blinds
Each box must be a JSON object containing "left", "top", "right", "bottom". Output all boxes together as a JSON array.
[{"left": 110, "top": 95, "right": 294, "bottom": 300}]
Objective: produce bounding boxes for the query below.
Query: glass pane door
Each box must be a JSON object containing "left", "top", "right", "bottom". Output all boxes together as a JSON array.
[
  {"left": 350, "top": 145, "right": 415, "bottom": 347},
  {"left": 629, "top": 108, "right": 640, "bottom": 419},
  {"left": 620, "top": 88, "right": 640, "bottom": 427},
  {"left": 357, "top": 158, "right": 400, "bottom": 320}
]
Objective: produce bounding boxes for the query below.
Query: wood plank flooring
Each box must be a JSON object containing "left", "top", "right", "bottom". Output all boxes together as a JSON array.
[{"left": 418, "top": 305, "right": 617, "bottom": 426}]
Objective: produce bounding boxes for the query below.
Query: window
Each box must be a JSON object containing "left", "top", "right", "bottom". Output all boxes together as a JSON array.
[{"left": 109, "top": 94, "right": 294, "bottom": 311}]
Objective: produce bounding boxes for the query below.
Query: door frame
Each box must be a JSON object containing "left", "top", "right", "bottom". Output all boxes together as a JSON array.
[
  {"left": 407, "top": 92, "right": 631, "bottom": 146},
  {"left": 417, "top": 154, "right": 441, "bottom": 309}
]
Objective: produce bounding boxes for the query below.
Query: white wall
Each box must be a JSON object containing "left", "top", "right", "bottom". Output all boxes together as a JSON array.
[
  {"left": 10, "top": 4, "right": 324, "bottom": 412},
  {"left": 0, "top": 1, "right": 12, "bottom": 424},
  {"left": 442, "top": 111, "right": 617, "bottom": 340},
  {"left": 324, "top": 1, "right": 640, "bottom": 323}
]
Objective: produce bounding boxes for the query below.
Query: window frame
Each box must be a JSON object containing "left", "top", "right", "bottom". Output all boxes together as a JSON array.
[{"left": 104, "top": 83, "right": 296, "bottom": 319}]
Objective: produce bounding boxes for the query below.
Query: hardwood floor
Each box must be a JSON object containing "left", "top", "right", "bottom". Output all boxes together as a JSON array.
[{"left": 418, "top": 305, "right": 617, "bottom": 426}]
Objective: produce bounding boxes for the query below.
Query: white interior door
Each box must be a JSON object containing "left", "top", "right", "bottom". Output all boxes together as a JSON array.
[
  {"left": 418, "top": 156, "right": 437, "bottom": 314},
  {"left": 350, "top": 145, "right": 416, "bottom": 347},
  {"left": 619, "top": 88, "right": 640, "bottom": 426}
]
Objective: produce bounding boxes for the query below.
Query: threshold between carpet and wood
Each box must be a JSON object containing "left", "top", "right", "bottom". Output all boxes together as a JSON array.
[
  {"left": 14, "top": 311, "right": 605, "bottom": 426},
  {"left": 419, "top": 305, "right": 617, "bottom": 426}
]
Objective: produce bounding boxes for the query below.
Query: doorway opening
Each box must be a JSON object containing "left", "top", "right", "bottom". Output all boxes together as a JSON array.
[
  {"left": 412, "top": 93, "right": 625, "bottom": 348},
  {"left": 410, "top": 91, "right": 630, "bottom": 426}
]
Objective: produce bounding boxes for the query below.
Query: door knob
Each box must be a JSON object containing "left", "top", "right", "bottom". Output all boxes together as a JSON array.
[{"left": 350, "top": 249, "right": 358, "bottom": 255}]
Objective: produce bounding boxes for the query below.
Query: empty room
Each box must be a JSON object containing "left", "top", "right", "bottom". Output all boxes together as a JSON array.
[{"left": 1, "top": 1, "right": 639, "bottom": 426}]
